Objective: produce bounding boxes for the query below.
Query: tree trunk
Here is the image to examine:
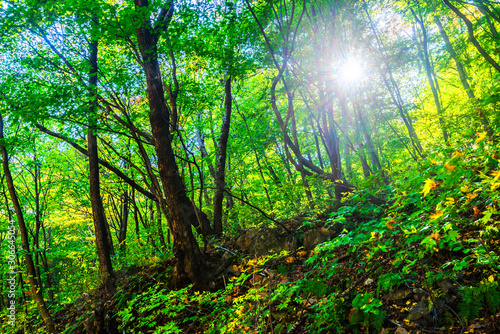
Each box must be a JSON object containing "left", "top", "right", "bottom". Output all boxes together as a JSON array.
[
  {"left": 434, "top": 16, "right": 493, "bottom": 137},
  {"left": 237, "top": 107, "right": 273, "bottom": 211},
  {"left": 134, "top": 0, "right": 209, "bottom": 287},
  {"left": 155, "top": 201, "right": 167, "bottom": 252},
  {"left": 213, "top": 74, "right": 232, "bottom": 234},
  {"left": 87, "top": 34, "right": 116, "bottom": 294},
  {"left": 411, "top": 9, "right": 449, "bottom": 143},
  {"left": 443, "top": 0, "right": 500, "bottom": 73},
  {"left": 363, "top": 2, "right": 424, "bottom": 156},
  {"left": 118, "top": 189, "right": 129, "bottom": 252},
  {"left": 0, "top": 113, "right": 57, "bottom": 333}
]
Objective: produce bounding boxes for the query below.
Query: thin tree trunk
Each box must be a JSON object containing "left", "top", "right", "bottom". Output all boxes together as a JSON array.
[
  {"left": 362, "top": 1, "right": 424, "bottom": 156},
  {"left": 443, "top": 0, "right": 500, "bottom": 73},
  {"left": 353, "top": 96, "right": 382, "bottom": 172},
  {"left": 132, "top": 188, "right": 142, "bottom": 246},
  {"left": 434, "top": 16, "right": 494, "bottom": 137},
  {"left": 118, "top": 190, "right": 129, "bottom": 252},
  {"left": 155, "top": 201, "right": 167, "bottom": 251},
  {"left": 310, "top": 119, "right": 325, "bottom": 169},
  {"left": 0, "top": 114, "right": 57, "bottom": 333},
  {"left": 237, "top": 107, "right": 273, "bottom": 210},
  {"left": 411, "top": 9, "right": 449, "bottom": 143}
]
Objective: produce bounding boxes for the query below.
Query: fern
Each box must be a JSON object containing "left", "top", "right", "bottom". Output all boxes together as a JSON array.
[{"left": 458, "top": 280, "right": 500, "bottom": 321}]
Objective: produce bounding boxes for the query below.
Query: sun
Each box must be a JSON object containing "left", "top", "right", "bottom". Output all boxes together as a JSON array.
[{"left": 339, "top": 58, "right": 364, "bottom": 83}]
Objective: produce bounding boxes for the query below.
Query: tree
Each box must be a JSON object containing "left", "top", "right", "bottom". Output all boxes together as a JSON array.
[
  {"left": 0, "top": 112, "right": 57, "bottom": 333},
  {"left": 87, "top": 16, "right": 116, "bottom": 294},
  {"left": 133, "top": 0, "right": 210, "bottom": 287}
]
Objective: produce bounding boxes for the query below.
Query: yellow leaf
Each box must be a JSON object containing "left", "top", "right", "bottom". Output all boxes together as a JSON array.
[
  {"left": 430, "top": 211, "right": 443, "bottom": 220},
  {"left": 445, "top": 197, "right": 455, "bottom": 205},
  {"left": 421, "top": 179, "right": 437, "bottom": 196},
  {"left": 386, "top": 219, "right": 397, "bottom": 230},
  {"left": 491, "top": 170, "right": 500, "bottom": 182},
  {"left": 488, "top": 275, "right": 495, "bottom": 283},
  {"left": 475, "top": 132, "right": 487, "bottom": 144},
  {"left": 466, "top": 193, "right": 478, "bottom": 200},
  {"left": 491, "top": 183, "right": 500, "bottom": 191},
  {"left": 431, "top": 159, "right": 438, "bottom": 165},
  {"left": 452, "top": 151, "right": 463, "bottom": 158},
  {"left": 297, "top": 250, "right": 308, "bottom": 257},
  {"left": 473, "top": 206, "right": 480, "bottom": 217},
  {"left": 460, "top": 185, "right": 470, "bottom": 193},
  {"left": 444, "top": 164, "right": 456, "bottom": 172}
]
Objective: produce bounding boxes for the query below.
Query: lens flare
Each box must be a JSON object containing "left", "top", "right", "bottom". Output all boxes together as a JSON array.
[{"left": 340, "top": 59, "right": 364, "bottom": 83}]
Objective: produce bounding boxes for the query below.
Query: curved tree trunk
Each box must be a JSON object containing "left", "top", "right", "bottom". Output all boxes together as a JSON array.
[
  {"left": 134, "top": 0, "right": 209, "bottom": 288},
  {"left": 443, "top": 0, "right": 500, "bottom": 73}
]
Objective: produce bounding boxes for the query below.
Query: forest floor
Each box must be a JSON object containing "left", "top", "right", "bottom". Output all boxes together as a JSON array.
[
  {"left": 58, "top": 207, "right": 500, "bottom": 334},
  {"left": 57, "top": 143, "right": 500, "bottom": 334}
]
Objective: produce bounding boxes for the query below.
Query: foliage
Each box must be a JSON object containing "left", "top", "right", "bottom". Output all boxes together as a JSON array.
[{"left": 1, "top": 0, "right": 500, "bottom": 332}]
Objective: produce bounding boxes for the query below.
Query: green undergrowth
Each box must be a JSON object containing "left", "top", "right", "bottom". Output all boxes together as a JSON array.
[{"left": 62, "top": 135, "right": 500, "bottom": 333}]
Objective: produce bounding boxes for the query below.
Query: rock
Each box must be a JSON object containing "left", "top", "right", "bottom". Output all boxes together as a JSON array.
[
  {"left": 413, "top": 293, "right": 425, "bottom": 301},
  {"left": 437, "top": 279, "right": 454, "bottom": 294},
  {"left": 394, "top": 327, "right": 408, "bottom": 334},
  {"left": 285, "top": 235, "right": 297, "bottom": 252},
  {"left": 235, "top": 236, "right": 252, "bottom": 251},
  {"left": 364, "top": 278, "right": 374, "bottom": 285},
  {"left": 303, "top": 227, "right": 335, "bottom": 250},
  {"left": 386, "top": 289, "right": 412, "bottom": 301},
  {"left": 235, "top": 227, "right": 289, "bottom": 255},
  {"left": 408, "top": 299, "right": 429, "bottom": 321}
]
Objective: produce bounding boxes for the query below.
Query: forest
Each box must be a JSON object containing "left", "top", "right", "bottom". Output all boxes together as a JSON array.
[{"left": 1, "top": 0, "right": 500, "bottom": 332}]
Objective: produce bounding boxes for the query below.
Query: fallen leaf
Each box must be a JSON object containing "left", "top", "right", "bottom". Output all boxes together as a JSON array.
[
  {"left": 430, "top": 232, "right": 440, "bottom": 241},
  {"left": 386, "top": 218, "right": 397, "bottom": 230},
  {"left": 466, "top": 193, "right": 478, "bottom": 200},
  {"left": 444, "top": 164, "right": 456, "bottom": 172},
  {"left": 445, "top": 197, "right": 455, "bottom": 205},
  {"left": 430, "top": 211, "right": 443, "bottom": 220},
  {"left": 473, "top": 206, "right": 481, "bottom": 218}
]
